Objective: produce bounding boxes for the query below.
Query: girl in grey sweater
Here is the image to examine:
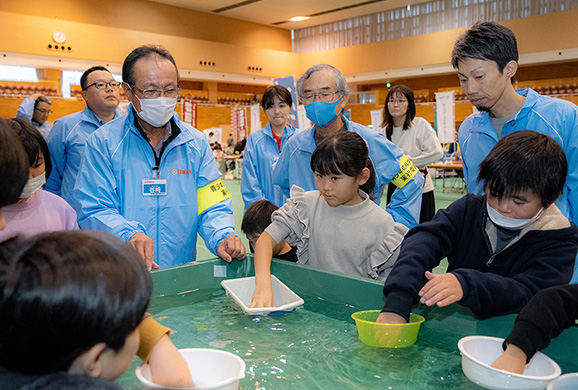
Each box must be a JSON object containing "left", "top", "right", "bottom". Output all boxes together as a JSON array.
[{"left": 251, "top": 131, "right": 409, "bottom": 308}]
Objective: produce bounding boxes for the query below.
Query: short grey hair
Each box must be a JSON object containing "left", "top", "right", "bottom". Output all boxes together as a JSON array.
[{"left": 296, "top": 64, "right": 351, "bottom": 100}]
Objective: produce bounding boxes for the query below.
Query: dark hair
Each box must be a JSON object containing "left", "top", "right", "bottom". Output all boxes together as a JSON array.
[
  {"left": 0, "top": 118, "right": 29, "bottom": 207},
  {"left": 33, "top": 96, "right": 51, "bottom": 110},
  {"left": 122, "top": 45, "right": 179, "bottom": 86},
  {"left": 381, "top": 85, "right": 416, "bottom": 140},
  {"left": 0, "top": 230, "right": 152, "bottom": 375},
  {"left": 310, "top": 131, "right": 377, "bottom": 198},
  {"left": 80, "top": 66, "right": 111, "bottom": 90},
  {"left": 451, "top": 21, "right": 518, "bottom": 73},
  {"left": 6, "top": 118, "right": 53, "bottom": 179},
  {"left": 261, "top": 85, "right": 292, "bottom": 110},
  {"left": 478, "top": 130, "right": 567, "bottom": 207},
  {"left": 242, "top": 200, "right": 279, "bottom": 235}
]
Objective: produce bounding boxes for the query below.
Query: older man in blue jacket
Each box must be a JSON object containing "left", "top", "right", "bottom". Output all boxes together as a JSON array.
[
  {"left": 74, "top": 45, "right": 245, "bottom": 269},
  {"left": 273, "top": 64, "right": 424, "bottom": 229}
]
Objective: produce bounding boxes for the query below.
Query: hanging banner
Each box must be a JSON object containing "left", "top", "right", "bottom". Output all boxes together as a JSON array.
[
  {"left": 250, "top": 104, "right": 261, "bottom": 132},
  {"left": 273, "top": 76, "right": 300, "bottom": 129},
  {"left": 434, "top": 91, "right": 456, "bottom": 144},
  {"left": 297, "top": 105, "right": 310, "bottom": 130},
  {"left": 231, "top": 107, "right": 247, "bottom": 140},
  {"left": 370, "top": 109, "right": 383, "bottom": 132},
  {"left": 182, "top": 99, "right": 198, "bottom": 129}
]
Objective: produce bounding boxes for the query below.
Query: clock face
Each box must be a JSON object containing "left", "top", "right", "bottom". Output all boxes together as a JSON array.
[{"left": 52, "top": 30, "right": 67, "bottom": 44}]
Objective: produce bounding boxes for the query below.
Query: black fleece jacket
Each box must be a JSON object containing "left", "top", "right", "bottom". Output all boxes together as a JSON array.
[{"left": 382, "top": 194, "right": 578, "bottom": 320}]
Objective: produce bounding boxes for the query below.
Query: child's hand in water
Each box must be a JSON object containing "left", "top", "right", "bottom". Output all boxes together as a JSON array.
[
  {"left": 419, "top": 271, "right": 463, "bottom": 307},
  {"left": 491, "top": 343, "right": 527, "bottom": 374},
  {"left": 149, "top": 334, "right": 194, "bottom": 387},
  {"left": 376, "top": 312, "right": 407, "bottom": 324},
  {"left": 374, "top": 312, "right": 407, "bottom": 347},
  {"left": 250, "top": 283, "right": 274, "bottom": 308}
]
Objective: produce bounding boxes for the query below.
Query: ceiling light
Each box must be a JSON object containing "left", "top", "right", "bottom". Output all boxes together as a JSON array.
[{"left": 289, "top": 16, "right": 310, "bottom": 22}]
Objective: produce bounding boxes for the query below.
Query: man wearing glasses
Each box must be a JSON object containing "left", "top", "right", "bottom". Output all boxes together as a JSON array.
[
  {"left": 46, "top": 66, "right": 122, "bottom": 204},
  {"left": 74, "top": 45, "right": 245, "bottom": 270},
  {"left": 16, "top": 93, "right": 52, "bottom": 137},
  {"left": 272, "top": 64, "right": 424, "bottom": 229}
]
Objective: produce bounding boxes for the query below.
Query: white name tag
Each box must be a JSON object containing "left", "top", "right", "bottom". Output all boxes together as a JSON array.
[{"left": 142, "top": 179, "right": 167, "bottom": 196}]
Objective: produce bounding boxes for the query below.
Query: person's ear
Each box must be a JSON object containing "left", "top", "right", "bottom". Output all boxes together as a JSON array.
[
  {"left": 68, "top": 342, "right": 107, "bottom": 377},
  {"left": 357, "top": 167, "right": 370, "bottom": 186},
  {"left": 337, "top": 95, "right": 348, "bottom": 113},
  {"left": 503, "top": 60, "right": 518, "bottom": 80},
  {"left": 122, "top": 82, "right": 134, "bottom": 102}
]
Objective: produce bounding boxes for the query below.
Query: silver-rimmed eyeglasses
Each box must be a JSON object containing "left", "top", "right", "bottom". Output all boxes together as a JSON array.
[
  {"left": 131, "top": 85, "right": 181, "bottom": 99},
  {"left": 302, "top": 90, "right": 339, "bottom": 104}
]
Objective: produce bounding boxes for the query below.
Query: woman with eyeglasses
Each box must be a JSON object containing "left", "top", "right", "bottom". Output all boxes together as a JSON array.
[
  {"left": 382, "top": 85, "right": 443, "bottom": 223},
  {"left": 241, "top": 85, "right": 297, "bottom": 212}
]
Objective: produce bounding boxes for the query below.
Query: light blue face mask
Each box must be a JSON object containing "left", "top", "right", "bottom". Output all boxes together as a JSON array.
[
  {"left": 305, "top": 98, "right": 343, "bottom": 127},
  {"left": 486, "top": 203, "right": 544, "bottom": 229}
]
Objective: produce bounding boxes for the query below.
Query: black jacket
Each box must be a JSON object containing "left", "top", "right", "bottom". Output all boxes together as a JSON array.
[{"left": 382, "top": 194, "right": 578, "bottom": 320}]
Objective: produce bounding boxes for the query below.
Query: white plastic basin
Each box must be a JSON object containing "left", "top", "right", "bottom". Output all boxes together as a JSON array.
[
  {"left": 547, "top": 373, "right": 578, "bottom": 389},
  {"left": 221, "top": 275, "right": 304, "bottom": 315},
  {"left": 458, "top": 336, "right": 561, "bottom": 390},
  {"left": 136, "top": 348, "right": 246, "bottom": 390}
]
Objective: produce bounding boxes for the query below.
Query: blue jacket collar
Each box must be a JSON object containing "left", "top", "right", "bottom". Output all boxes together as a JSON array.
[
  {"left": 125, "top": 104, "right": 193, "bottom": 149},
  {"left": 297, "top": 115, "right": 351, "bottom": 153},
  {"left": 81, "top": 105, "right": 122, "bottom": 127}
]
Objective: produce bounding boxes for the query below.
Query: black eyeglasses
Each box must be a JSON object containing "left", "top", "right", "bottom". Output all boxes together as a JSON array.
[{"left": 83, "top": 81, "right": 121, "bottom": 91}]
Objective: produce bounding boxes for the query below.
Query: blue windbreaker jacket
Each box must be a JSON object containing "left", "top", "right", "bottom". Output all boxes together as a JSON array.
[
  {"left": 272, "top": 116, "right": 424, "bottom": 228},
  {"left": 458, "top": 88, "right": 578, "bottom": 226},
  {"left": 74, "top": 107, "right": 236, "bottom": 268},
  {"left": 46, "top": 106, "right": 122, "bottom": 204},
  {"left": 241, "top": 123, "right": 297, "bottom": 212}
]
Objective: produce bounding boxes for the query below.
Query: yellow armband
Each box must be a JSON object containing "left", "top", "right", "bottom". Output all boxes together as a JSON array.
[
  {"left": 197, "top": 178, "right": 232, "bottom": 214},
  {"left": 391, "top": 155, "right": 419, "bottom": 188}
]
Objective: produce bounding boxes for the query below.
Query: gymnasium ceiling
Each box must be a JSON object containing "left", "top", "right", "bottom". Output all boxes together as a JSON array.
[{"left": 148, "top": 0, "right": 426, "bottom": 29}]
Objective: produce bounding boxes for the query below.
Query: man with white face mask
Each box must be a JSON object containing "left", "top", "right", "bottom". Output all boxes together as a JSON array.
[
  {"left": 74, "top": 45, "right": 245, "bottom": 270},
  {"left": 272, "top": 64, "right": 424, "bottom": 229}
]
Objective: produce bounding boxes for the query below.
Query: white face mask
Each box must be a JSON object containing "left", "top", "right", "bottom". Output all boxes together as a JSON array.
[
  {"left": 20, "top": 172, "right": 46, "bottom": 199},
  {"left": 486, "top": 203, "right": 544, "bottom": 230},
  {"left": 134, "top": 95, "right": 177, "bottom": 128}
]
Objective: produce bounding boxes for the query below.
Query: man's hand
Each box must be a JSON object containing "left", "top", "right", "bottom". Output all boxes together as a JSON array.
[
  {"left": 216, "top": 234, "right": 246, "bottom": 263},
  {"left": 129, "top": 232, "right": 159, "bottom": 271},
  {"left": 30, "top": 93, "right": 43, "bottom": 101},
  {"left": 491, "top": 343, "right": 527, "bottom": 374},
  {"left": 419, "top": 271, "right": 463, "bottom": 307}
]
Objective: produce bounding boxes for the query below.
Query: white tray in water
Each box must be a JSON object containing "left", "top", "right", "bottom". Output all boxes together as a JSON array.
[{"left": 221, "top": 275, "right": 304, "bottom": 315}]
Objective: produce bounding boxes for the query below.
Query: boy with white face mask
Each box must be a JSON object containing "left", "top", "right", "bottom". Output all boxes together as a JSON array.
[
  {"left": 378, "top": 130, "right": 578, "bottom": 324},
  {"left": 0, "top": 119, "right": 78, "bottom": 242}
]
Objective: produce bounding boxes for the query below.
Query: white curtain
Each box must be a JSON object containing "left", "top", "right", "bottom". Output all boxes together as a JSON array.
[{"left": 293, "top": 0, "right": 578, "bottom": 54}]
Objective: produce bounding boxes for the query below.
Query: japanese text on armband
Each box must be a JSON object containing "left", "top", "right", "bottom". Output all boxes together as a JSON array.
[
  {"left": 391, "top": 155, "right": 418, "bottom": 188},
  {"left": 197, "top": 179, "right": 232, "bottom": 214}
]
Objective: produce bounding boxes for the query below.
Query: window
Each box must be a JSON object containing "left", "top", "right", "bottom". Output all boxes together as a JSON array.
[
  {"left": 61, "top": 70, "right": 122, "bottom": 98},
  {"left": 0, "top": 65, "right": 39, "bottom": 82},
  {"left": 293, "top": 0, "right": 578, "bottom": 53}
]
